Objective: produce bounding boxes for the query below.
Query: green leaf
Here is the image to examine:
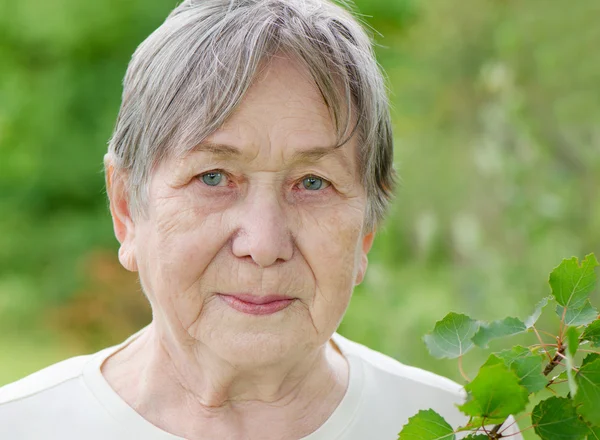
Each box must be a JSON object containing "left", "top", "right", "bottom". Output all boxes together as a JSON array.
[
  {"left": 588, "top": 426, "right": 600, "bottom": 440},
  {"left": 550, "top": 254, "right": 599, "bottom": 311},
  {"left": 574, "top": 358, "right": 600, "bottom": 425},
  {"left": 424, "top": 313, "right": 479, "bottom": 359},
  {"left": 582, "top": 353, "right": 600, "bottom": 367},
  {"left": 567, "top": 327, "right": 582, "bottom": 357},
  {"left": 471, "top": 317, "right": 527, "bottom": 348},
  {"left": 496, "top": 345, "right": 531, "bottom": 365},
  {"left": 494, "top": 348, "right": 547, "bottom": 393},
  {"left": 457, "top": 417, "right": 507, "bottom": 431},
  {"left": 480, "top": 353, "right": 503, "bottom": 368},
  {"left": 525, "top": 296, "right": 550, "bottom": 328},
  {"left": 557, "top": 301, "right": 599, "bottom": 326},
  {"left": 461, "top": 436, "right": 489, "bottom": 440},
  {"left": 566, "top": 350, "right": 579, "bottom": 397},
  {"left": 566, "top": 328, "right": 583, "bottom": 396},
  {"left": 458, "top": 362, "right": 529, "bottom": 419},
  {"left": 511, "top": 354, "right": 548, "bottom": 393},
  {"left": 582, "top": 320, "right": 600, "bottom": 347},
  {"left": 398, "top": 409, "right": 456, "bottom": 440},
  {"left": 532, "top": 396, "right": 590, "bottom": 440}
]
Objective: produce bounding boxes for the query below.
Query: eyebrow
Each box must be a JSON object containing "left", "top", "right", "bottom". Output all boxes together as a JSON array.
[
  {"left": 192, "top": 142, "right": 345, "bottom": 164},
  {"left": 192, "top": 142, "right": 242, "bottom": 157}
]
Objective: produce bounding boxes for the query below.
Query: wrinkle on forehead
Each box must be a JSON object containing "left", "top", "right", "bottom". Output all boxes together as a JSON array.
[
  {"left": 183, "top": 141, "right": 355, "bottom": 172},
  {"left": 184, "top": 54, "right": 356, "bottom": 163}
]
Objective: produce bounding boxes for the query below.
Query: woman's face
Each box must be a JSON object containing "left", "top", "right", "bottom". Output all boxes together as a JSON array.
[{"left": 122, "top": 56, "right": 374, "bottom": 366}]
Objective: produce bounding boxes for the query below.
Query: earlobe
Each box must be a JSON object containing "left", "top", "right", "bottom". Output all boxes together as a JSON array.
[
  {"left": 104, "top": 154, "right": 138, "bottom": 273},
  {"left": 118, "top": 245, "right": 138, "bottom": 272}
]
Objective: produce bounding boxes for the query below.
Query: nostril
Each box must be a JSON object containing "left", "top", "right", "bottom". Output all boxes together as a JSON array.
[
  {"left": 241, "top": 255, "right": 254, "bottom": 264},
  {"left": 230, "top": 200, "right": 294, "bottom": 267}
]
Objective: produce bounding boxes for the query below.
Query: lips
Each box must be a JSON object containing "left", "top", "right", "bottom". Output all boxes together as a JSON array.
[{"left": 218, "top": 293, "right": 295, "bottom": 315}]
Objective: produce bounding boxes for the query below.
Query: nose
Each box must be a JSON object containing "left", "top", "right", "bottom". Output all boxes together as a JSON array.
[{"left": 231, "top": 188, "right": 294, "bottom": 267}]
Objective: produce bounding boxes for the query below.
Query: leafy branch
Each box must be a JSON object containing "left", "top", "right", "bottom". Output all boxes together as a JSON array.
[{"left": 398, "top": 253, "right": 600, "bottom": 440}]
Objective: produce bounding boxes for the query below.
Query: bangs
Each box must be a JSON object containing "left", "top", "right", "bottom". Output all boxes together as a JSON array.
[{"left": 108, "top": 0, "right": 395, "bottom": 229}]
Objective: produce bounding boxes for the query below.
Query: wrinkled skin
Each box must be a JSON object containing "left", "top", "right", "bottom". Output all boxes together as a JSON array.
[{"left": 104, "top": 54, "right": 374, "bottom": 439}]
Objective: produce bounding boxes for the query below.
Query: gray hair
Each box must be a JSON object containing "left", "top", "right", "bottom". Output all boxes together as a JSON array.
[{"left": 108, "top": 0, "right": 396, "bottom": 230}]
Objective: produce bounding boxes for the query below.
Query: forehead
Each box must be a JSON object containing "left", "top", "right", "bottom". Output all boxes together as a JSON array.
[
  {"left": 180, "top": 55, "right": 358, "bottom": 167},
  {"left": 218, "top": 55, "right": 337, "bottom": 145}
]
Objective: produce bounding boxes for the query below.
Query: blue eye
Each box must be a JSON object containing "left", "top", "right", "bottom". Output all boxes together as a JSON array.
[
  {"left": 301, "top": 175, "right": 329, "bottom": 191},
  {"left": 201, "top": 172, "right": 224, "bottom": 186}
]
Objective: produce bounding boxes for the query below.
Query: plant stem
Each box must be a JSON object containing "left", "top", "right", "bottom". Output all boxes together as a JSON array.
[
  {"left": 531, "top": 325, "right": 554, "bottom": 362},
  {"left": 543, "top": 345, "right": 566, "bottom": 376},
  {"left": 538, "top": 330, "right": 558, "bottom": 339},
  {"left": 501, "top": 425, "right": 536, "bottom": 438},
  {"left": 578, "top": 349, "right": 600, "bottom": 354},
  {"left": 486, "top": 345, "right": 566, "bottom": 438},
  {"left": 558, "top": 306, "right": 568, "bottom": 341},
  {"left": 487, "top": 422, "right": 502, "bottom": 439},
  {"left": 498, "top": 413, "right": 531, "bottom": 435},
  {"left": 458, "top": 355, "right": 471, "bottom": 382},
  {"left": 530, "top": 343, "right": 558, "bottom": 348}
]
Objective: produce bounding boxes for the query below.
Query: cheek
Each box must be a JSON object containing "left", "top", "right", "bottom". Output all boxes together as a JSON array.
[
  {"left": 134, "top": 197, "right": 231, "bottom": 325},
  {"left": 294, "top": 199, "right": 365, "bottom": 324},
  {"left": 297, "top": 198, "right": 365, "bottom": 265}
]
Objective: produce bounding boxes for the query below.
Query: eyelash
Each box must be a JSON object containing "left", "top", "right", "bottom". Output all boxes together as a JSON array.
[
  {"left": 295, "top": 175, "right": 332, "bottom": 192},
  {"left": 196, "top": 171, "right": 332, "bottom": 192},
  {"left": 197, "top": 170, "right": 231, "bottom": 187}
]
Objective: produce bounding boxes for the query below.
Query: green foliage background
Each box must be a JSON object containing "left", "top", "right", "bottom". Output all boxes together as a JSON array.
[{"left": 0, "top": 0, "right": 599, "bottom": 388}]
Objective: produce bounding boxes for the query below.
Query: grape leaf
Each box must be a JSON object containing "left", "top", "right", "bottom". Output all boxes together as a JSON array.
[
  {"left": 557, "top": 301, "right": 598, "bottom": 326},
  {"left": 549, "top": 254, "right": 599, "bottom": 312},
  {"left": 525, "top": 296, "right": 550, "bottom": 328},
  {"left": 471, "top": 317, "right": 526, "bottom": 348},
  {"left": 458, "top": 362, "right": 528, "bottom": 419},
  {"left": 398, "top": 409, "right": 455, "bottom": 440},
  {"left": 574, "top": 358, "right": 600, "bottom": 425},
  {"left": 532, "top": 397, "right": 589, "bottom": 440},
  {"left": 582, "top": 320, "right": 600, "bottom": 347},
  {"left": 493, "top": 348, "right": 547, "bottom": 393},
  {"left": 424, "top": 313, "right": 479, "bottom": 359}
]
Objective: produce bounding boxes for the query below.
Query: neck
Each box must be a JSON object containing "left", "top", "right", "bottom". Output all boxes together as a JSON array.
[{"left": 102, "top": 324, "right": 349, "bottom": 440}]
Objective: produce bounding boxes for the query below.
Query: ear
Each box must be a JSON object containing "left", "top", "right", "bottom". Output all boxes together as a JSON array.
[
  {"left": 104, "top": 154, "right": 138, "bottom": 272},
  {"left": 355, "top": 230, "right": 375, "bottom": 285}
]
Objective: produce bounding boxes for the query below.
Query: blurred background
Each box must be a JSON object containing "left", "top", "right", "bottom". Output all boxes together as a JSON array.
[{"left": 0, "top": 0, "right": 599, "bottom": 395}]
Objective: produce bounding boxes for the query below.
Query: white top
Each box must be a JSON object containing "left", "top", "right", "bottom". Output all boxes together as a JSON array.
[{"left": 0, "top": 331, "right": 470, "bottom": 440}]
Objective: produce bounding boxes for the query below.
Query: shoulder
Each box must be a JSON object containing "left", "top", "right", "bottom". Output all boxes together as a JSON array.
[
  {"left": 0, "top": 354, "right": 92, "bottom": 405},
  {"left": 0, "top": 350, "right": 123, "bottom": 439},
  {"left": 334, "top": 332, "right": 464, "bottom": 397},
  {"left": 332, "top": 332, "right": 467, "bottom": 428},
  {"left": 0, "top": 329, "right": 144, "bottom": 406}
]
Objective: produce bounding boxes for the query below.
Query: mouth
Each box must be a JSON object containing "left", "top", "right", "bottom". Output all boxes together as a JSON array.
[{"left": 218, "top": 293, "right": 295, "bottom": 316}]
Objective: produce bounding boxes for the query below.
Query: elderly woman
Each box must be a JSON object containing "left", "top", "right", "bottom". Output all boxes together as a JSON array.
[{"left": 0, "top": 0, "right": 469, "bottom": 439}]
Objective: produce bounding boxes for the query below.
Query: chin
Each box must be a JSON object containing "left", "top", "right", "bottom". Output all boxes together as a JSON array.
[{"left": 199, "top": 321, "right": 314, "bottom": 368}]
